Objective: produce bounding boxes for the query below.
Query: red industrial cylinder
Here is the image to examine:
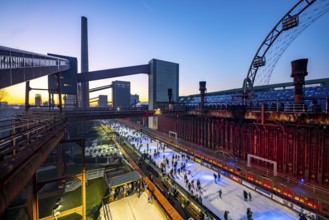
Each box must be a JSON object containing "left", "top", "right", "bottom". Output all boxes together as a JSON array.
[{"left": 291, "top": 59, "right": 308, "bottom": 104}]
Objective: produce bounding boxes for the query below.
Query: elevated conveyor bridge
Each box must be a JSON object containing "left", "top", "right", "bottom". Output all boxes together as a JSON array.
[{"left": 0, "top": 46, "right": 70, "bottom": 89}]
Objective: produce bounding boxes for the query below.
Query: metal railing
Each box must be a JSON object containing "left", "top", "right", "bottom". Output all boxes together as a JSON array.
[
  {"left": 0, "top": 112, "right": 67, "bottom": 163},
  {"left": 65, "top": 168, "right": 105, "bottom": 192},
  {"left": 172, "top": 96, "right": 329, "bottom": 114}
]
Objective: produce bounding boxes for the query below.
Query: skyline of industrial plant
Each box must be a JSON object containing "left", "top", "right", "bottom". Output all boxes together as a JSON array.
[{"left": 1, "top": 0, "right": 329, "bottom": 104}]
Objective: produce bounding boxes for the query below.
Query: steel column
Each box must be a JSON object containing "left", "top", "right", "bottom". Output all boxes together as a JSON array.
[
  {"left": 292, "top": 128, "right": 297, "bottom": 176},
  {"left": 56, "top": 144, "right": 65, "bottom": 176},
  {"left": 318, "top": 129, "right": 324, "bottom": 184},
  {"left": 194, "top": 117, "right": 197, "bottom": 144},
  {"left": 56, "top": 72, "right": 63, "bottom": 112},
  {"left": 25, "top": 81, "right": 30, "bottom": 111},
  {"left": 81, "top": 140, "right": 86, "bottom": 220},
  {"left": 303, "top": 128, "right": 308, "bottom": 180},
  {"left": 32, "top": 173, "right": 38, "bottom": 220}
]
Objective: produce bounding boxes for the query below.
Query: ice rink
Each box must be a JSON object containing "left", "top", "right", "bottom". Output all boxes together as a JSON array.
[{"left": 112, "top": 122, "right": 301, "bottom": 220}]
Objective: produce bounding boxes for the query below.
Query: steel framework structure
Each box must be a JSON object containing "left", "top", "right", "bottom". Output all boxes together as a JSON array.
[{"left": 243, "top": 0, "right": 329, "bottom": 97}]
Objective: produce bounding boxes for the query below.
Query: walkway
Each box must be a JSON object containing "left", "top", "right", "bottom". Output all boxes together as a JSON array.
[{"left": 104, "top": 192, "right": 166, "bottom": 220}]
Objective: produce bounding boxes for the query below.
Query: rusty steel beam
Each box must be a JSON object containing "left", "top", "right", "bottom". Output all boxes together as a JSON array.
[
  {"left": 0, "top": 130, "right": 65, "bottom": 214},
  {"left": 190, "top": 109, "right": 329, "bottom": 125},
  {"left": 81, "top": 140, "right": 86, "bottom": 220},
  {"left": 32, "top": 174, "right": 38, "bottom": 220},
  {"left": 65, "top": 110, "right": 154, "bottom": 122},
  {"left": 0, "top": 119, "right": 67, "bottom": 180},
  {"left": 76, "top": 64, "right": 150, "bottom": 83}
]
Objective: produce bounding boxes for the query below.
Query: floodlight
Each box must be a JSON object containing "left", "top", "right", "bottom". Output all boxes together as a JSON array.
[
  {"left": 252, "top": 56, "right": 266, "bottom": 68},
  {"left": 282, "top": 15, "right": 299, "bottom": 30}
]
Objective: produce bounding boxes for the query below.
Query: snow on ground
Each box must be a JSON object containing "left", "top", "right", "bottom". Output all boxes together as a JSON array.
[{"left": 111, "top": 122, "right": 300, "bottom": 220}]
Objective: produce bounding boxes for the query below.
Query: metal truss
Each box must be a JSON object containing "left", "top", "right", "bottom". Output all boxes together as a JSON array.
[{"left": 243, "top": 0, "right": 329, "bottom": 96}]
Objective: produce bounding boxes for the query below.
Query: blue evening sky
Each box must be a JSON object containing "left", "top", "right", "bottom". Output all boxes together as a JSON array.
[{"left": 1, "top": 0, "right": 328, "bottom": 103}]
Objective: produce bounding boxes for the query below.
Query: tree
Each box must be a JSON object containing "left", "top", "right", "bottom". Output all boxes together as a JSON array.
[{"left": 0, "top": 88, "right": 8, "bottom": 102}]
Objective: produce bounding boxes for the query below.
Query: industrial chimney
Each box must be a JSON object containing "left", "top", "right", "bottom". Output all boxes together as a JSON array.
[
  {"left": 80, "top": 16, "right": 90, "bottom": 108},
  {"left": 199, "top": 81, "right": 207, "bottom": 110},
  {"left": 291, "top": 59, "right": 308, "bottom": 104}
]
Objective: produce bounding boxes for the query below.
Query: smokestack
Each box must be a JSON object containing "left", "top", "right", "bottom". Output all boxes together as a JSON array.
[
  {"left": 168, "top": 88, "right": 173, "bottom": 103},
  {"left": 199, "top": 81, "right": 206, "bottom": 110},
  {"left": 291, "top": 59, "right": 308, "bottom": 104},
  {"left": 80, "top": 16, "right": 89, "bottom": 108}
]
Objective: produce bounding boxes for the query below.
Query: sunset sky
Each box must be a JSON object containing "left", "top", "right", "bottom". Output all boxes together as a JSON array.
[{"left": 1, "top": 0, "right": 328, "bottom": 104}]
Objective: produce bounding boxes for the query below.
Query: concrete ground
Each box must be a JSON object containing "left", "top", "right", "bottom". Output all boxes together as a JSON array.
[{"left": 103, "top": 192, "right": 167, "bottom": 220}]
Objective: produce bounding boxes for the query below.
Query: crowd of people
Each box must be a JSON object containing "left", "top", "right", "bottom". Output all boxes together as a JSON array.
[
  {"left": 110, "top": 122, "right": 300, "bottom": 220},
  {"left": 112, "top": 122, "right": 258, "bottom": 220}
]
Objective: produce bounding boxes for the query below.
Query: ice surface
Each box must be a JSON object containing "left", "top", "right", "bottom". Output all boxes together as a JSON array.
[{"left": 111, "top": 122, "right": 300, "bottom": 220}]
